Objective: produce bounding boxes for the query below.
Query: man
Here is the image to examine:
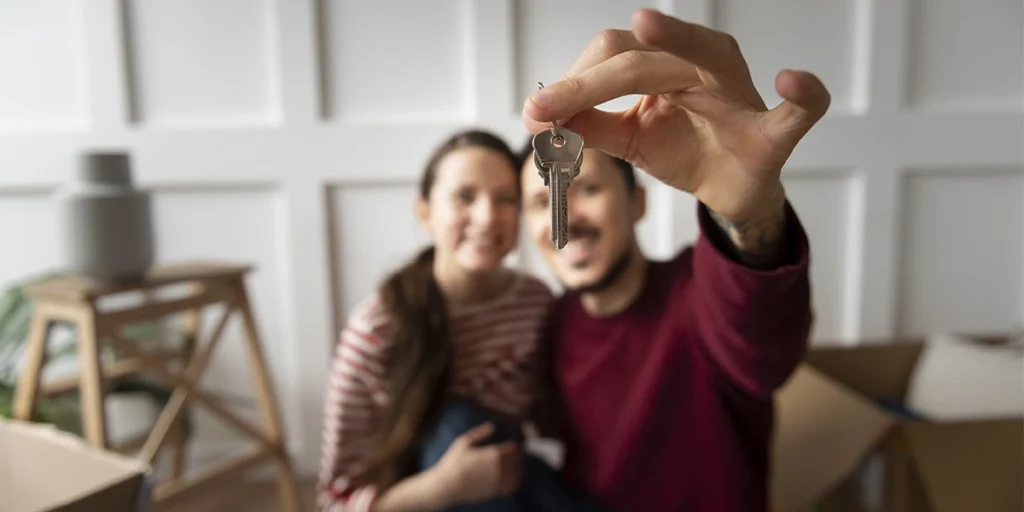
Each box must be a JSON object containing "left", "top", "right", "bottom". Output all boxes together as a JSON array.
[{"left": 519, "top": 8, "right": 829, "bottom": 512}]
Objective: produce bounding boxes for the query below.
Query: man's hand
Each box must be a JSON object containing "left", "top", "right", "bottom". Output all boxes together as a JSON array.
[{"left": 521, "top": 8, "right": 831, "bottom": 233}]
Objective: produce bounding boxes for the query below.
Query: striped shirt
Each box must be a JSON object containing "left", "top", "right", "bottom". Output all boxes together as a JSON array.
[{"left": 316, "top": 271, "right": 554, "bottom": 511}]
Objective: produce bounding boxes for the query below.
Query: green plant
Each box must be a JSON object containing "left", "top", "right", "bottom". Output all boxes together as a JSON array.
[
  {"left": 0, "top": 382, "right": 80, "bottom": 427},
  {"left": 0, "top": 271, "right": 189, "bottom": 436}
]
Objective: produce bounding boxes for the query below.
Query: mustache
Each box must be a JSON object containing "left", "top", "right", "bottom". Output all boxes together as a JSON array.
[{"left": 567, "top": 224, "right": 600, "bottom": 239}]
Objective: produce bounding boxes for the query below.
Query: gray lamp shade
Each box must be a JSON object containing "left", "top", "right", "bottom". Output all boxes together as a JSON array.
[{"left": 56, "top": 151, "right": 155, "bottom": 281}]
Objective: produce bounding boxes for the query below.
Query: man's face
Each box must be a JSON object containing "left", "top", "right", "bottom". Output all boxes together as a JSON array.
[{"left": 521, "top": 148, "right": 645, "bottom": 292}]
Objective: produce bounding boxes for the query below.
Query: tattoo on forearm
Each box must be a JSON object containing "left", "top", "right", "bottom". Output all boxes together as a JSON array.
[{"left": 708, "top": 205, "right": 787, "bottom": 269}]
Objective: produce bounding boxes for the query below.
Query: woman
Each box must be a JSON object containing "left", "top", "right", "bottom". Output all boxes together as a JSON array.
[{"left": 316, "top": 129, "right": 600, "bottom": 512}]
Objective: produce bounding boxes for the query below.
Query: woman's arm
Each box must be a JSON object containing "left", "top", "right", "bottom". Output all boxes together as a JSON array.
[
  {"left": 318, "top": 297, "right": 456, "bottom": 512},
  {"left": 316, "top": 318, "right": 389, "bottom": 511},
  {"left": 374, "top": 418, "right": 523, "bottom": 511},
  {"left": 369, "top": 468, "right": 452, "bottom": 512},
  {"left": 318, "top": 298, "right": 517, "bottom": 512}
]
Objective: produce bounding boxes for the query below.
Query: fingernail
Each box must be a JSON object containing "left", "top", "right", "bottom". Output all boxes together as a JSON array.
[{"left": 530, "top": 90, "right": 552, "bottom": 109}]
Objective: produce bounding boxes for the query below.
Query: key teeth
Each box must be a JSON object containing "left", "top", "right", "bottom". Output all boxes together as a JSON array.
[{"left": 551, "top": 177, "right": 570, "bottom": 251}]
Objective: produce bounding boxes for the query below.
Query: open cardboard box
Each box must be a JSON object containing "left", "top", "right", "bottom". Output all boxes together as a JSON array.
[
  {"left": 771, "top": 333, "right": 1023, "bottom": 511},
  {"left": 0, "top": 417, "right": 153, "bottom": 512}
]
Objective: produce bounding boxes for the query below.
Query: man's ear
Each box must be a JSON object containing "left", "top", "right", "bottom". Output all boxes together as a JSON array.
[
  {"left": 415, "top": 198, "right": 430, "bottom": 229},
  {"left": 630, "top": 185, "right": 647, "bottom": 223}
]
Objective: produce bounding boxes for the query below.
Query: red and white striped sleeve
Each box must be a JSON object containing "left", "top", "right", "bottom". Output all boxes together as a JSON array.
[{"left": 316, "top": 295, "right": 390, "bottom": 512}]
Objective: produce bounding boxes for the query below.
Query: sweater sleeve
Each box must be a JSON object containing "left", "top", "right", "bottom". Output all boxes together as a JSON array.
[
  {"left": 689, "top": 200, "right": 813, "bottom": 399},
  {"left": 316, "top": 297, "right": 390, "bottom": 512}
]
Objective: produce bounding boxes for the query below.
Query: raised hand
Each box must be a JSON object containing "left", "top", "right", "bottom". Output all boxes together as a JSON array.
[{"left": 521, "top": 8, "right": 830, "bottom": 235}]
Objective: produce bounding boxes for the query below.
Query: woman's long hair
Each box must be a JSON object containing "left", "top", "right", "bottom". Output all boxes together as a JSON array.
[{"left": 358, "top": 129, "right": 522, "bottom": 492}]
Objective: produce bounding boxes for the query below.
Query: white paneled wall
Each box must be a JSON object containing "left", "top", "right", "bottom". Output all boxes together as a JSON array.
[
  {"left": 123, "top": 0, "right": 281, "bottom": 126},
  {"left": 0, "top": 0, "right": 1020, "bottom": 475}
]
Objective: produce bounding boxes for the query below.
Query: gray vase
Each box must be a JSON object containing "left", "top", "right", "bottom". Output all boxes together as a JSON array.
[{"left": 57, "top": 152, "right": 155, "bottom": 281}]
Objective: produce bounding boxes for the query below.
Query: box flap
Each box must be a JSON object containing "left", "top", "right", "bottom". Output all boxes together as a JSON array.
[
  {"left": 902, "top": 419, "right": 1024, "bottom": 512},
  {"left": 771, "top": 364, "right": 895, "bottom": 510},
  {"left": 804, "top": 343, "right": 924, "bottom": 400},
  {"left": 0, "top": 418, "right": 149, "bottom": 512}
]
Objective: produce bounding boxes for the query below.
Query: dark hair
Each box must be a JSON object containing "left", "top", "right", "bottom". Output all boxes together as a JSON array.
[
  {"left": 359, "top": 129, "right": 522, "bottom": 492},
  {"left": 516, "top": 136, "right": 637, "bottom": 191}
]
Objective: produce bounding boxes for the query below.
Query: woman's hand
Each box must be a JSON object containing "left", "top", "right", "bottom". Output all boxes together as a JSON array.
[
  {"left": 429, "top": 422, "right": 523, "bottom": 506},
  {"left": 371, "top": 422, "right": 521, "bottom": 512}
]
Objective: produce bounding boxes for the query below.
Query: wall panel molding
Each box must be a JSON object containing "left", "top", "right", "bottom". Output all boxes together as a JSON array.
[{"left": 0, "top": 0, "right": 1020, "bottom": 475}]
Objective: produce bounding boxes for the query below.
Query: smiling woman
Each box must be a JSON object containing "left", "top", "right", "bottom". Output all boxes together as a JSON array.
[
  {"left": 316, "top": 129, "right": 604, "bottom": 512},
  {"left": 415, "top": 140, "right": 523, "bottom": 284}
]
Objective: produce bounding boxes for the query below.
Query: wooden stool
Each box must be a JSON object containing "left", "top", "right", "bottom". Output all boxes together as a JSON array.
[{"left": 11, "top": 261, "right": 303, "bottom": 512}]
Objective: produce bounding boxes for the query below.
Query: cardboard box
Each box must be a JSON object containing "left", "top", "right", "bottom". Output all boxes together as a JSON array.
[
  {"left": 0, "top": 417, "right": 153, "bottom": 512},
  {"left": 771, "top": 333, "right": 1024, "bottom": 511}
]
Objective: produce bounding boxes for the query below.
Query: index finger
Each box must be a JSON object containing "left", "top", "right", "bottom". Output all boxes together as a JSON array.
[
  {"left": 523, "top": 29, "right": 663, "bottom": 131},
  {"left": 629, "top": 8, "right": 739, "bottom": 74},
  {"left": 523, "top": 50, "right": 699, "bottom": 126}
]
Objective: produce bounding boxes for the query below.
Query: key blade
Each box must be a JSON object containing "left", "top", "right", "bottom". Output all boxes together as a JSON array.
[
  {"left": 549, "top": 164, "right": 572, "bottom": 249},
  {"left": 532, "top": 128, "right": 584, "bottom": 169}
]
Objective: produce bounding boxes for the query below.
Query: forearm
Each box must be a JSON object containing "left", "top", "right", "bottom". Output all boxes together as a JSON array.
[
  {"left": 371, "top": 469, "right": 451, "bottom": 512},
  {"left": 691, "top": 195, "right": 812, "bottom": 397},
  {"left": 706, "top": 189, "right": 788, "bottom": 270}
]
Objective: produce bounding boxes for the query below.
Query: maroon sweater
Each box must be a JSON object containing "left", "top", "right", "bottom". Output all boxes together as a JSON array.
[{"left": 540, "top": 202, "right": 812, "bottom": 512}]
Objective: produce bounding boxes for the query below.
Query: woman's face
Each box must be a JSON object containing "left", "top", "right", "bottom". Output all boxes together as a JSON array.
[{"left": 418, "top": 146, "right": 521, "bottom": 274}]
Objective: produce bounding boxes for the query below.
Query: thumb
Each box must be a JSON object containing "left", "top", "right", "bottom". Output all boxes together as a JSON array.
[
  {"left": 456, "top": 422, "right": 495, "bottom": 447},
  {"left": 558, "top": 108, "right": 633, "bottom": 162},
  {"left": 761, "top": 69, "right": 830, "bottom": 150}
]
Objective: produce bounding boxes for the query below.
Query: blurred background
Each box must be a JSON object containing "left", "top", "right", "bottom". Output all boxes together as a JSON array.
[{"left": 0, "top": 1, "right": 1021, "bottom": 511}]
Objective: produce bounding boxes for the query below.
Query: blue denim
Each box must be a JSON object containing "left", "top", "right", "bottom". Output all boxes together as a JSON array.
[{"left": 417, "top": 399, "right": 603, "bottom": 512}]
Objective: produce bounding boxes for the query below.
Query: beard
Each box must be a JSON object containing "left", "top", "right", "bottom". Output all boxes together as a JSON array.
[{"left": 559, "top": 223, "right": 633, "bottom": 295}]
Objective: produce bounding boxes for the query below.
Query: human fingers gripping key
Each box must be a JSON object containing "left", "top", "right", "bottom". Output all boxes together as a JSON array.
[
  {"left": 432, "top": 422, "right": 523, "bottom": 506},
  {"left": 522, "top": 8, "right": 831, "bottom": 225}
]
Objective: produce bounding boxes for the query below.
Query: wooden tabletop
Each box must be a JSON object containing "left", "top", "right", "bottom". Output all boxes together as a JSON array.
[{"left": 22, "top": 261, "right": 253, "bottom": 301}]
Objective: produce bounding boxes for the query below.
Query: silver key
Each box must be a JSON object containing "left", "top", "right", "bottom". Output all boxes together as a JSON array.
[{"left": 532, "top": 124, "right": 584, "bottom": 250}]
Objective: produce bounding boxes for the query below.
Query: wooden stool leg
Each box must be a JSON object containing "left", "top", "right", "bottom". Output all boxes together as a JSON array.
[
  {"left": 172, "top": 286, "right": 202, "bottom": 479},
  {"left": 171, "top": 419, "right": 189, "bottom": 478},
  {"left": 76, "top": 307, "right": 108, "bottom": 448},
  {"left": 13, "top": 305, "right": 54, "bottom": 421},
  {"left": 234, "top": 279, "right": 303, "bottom": 512}
]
